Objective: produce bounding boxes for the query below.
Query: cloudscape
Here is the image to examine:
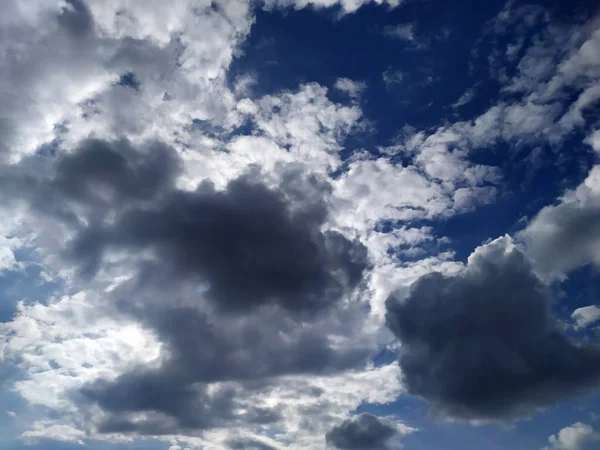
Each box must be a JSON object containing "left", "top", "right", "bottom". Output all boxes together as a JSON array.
[{"left": 1, "top": 1, "right": 600, "bottom": 449}]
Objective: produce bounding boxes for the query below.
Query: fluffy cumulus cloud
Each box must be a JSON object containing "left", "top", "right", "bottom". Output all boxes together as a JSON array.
[
  {"left": 2, "top": 1, "right": 600, "bottom": 449},
  {"left": 544, "top": 422, "right": 600, "bottom": 450},
  {"left": 386, "top": 236, "right": 600, "bottom": 422}
]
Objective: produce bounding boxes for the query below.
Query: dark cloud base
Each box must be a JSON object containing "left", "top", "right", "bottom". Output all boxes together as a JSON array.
[
  {"left": 386, "top": 237, "right": 600, "bottom": 422},
  {"left": 326, "top": 413, "right": 398, "bottom": 450}
]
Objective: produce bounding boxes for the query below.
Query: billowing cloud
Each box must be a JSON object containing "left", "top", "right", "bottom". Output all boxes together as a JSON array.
[
  {"left": 544, "top": 422, "right": 600, "bottom": 450},
  {"left": 386, "top": 236, "right": 600, "bottom": 421},
  {"left": 60, "top": 143, "right": 367, "bottom": 313}
]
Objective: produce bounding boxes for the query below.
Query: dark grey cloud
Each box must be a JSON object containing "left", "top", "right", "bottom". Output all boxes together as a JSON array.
[
  {"left": 0, "top": 138, "right": 180, "bottom": 232},
  {"left": 79, "top": 370, "right": 280, "bottom": 435},
  {"left": 57, "top": 0, "right": 94, "bottom": 37},
  {"left": 82, "top": 374, "right": 234, "bottom": 434},
  {"left": 16, "top": 138, "right": 372, "bottom": 434},
  {"left": 385, "top": 237, "right": 600, "bottom": 422},
  {"left": 518, "top": 170, "right": 600, "bottom": 276},
  {"left": 68, "top": 151, "right": 368, "bottom": 314},
  {"left": 77, "top": 293, "right": 368, "bottom": 434},
  {"left": 146, "top": 306, "right": 367, "bottom": 383},
  {"left": 326, "top": 413, "right": 398, "bottom": 450},
  {"left": 5, "top": 137, "right": 366, "bottom": 315},
  {"left": 53, "top": 138, "right": 180, "bottom": 205},
  {"left": 227, "top": 438, "right": 278, "bottom": 450}
]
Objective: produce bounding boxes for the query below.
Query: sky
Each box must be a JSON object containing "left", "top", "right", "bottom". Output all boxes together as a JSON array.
[{"left": 0, "top": 0, "right": 600, "bottom": 449}]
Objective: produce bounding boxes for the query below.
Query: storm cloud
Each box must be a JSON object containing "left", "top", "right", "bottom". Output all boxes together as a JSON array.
[{"left": 386, "top": 236, "right": 600, "bottom": 421}]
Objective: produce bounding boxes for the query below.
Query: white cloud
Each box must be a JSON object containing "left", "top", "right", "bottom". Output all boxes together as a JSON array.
[
  {"left": 452, "top": 88, "right": 476, "bottom": 108},
  {"left": 2, "top": 291, "right": 163, "bottom": 411},
  {"left": 332, "top": 157, "right": 450, "bottom": 231},
  {"left": 251, "top": 83, "right": 364, "bottom": 171},
  {"left": 572, "top": 305, "right": 600, "bottom": 331},
  {"left": 382, "top": 68, "right": 405, "bottom": 87},
  {"left": 545, "top": 422, "right": 600, "bottom": 450},
  {"left": 21, "top": 421, "right": 86, "bottom": 445},
  {"left": 585, "top": 130, "right": 600, "bottom": 152},
  {"left": 383, "top": 23, "right": 416, "bottom": 42},
  {"left": 262, "top": 0, "right": 404, "bottom": 15},
  {"left": 0, "top": 235, "right": 21, "bottom": 271},
  {"left": 334, "top": 78, "right": 367, "bottom": 99}
]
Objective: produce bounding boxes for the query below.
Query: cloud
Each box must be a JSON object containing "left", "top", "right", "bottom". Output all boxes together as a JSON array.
[
  {"left": 1, "top": 137, "right": 377, "bottom": 438},
  {"left": 519, "top": 165, "right": 600, "bottom": 277},
  {"left": 57, "top": 140, "right": 368, "bottom": 314},
  {"left": 382, "top": 68, "right": 405, "bottom": 87},
  {"left": 80, "top": 372, "right": 280, "bottom": 435},
  {"left": 57, "top": 0, "right": 94, "bottom": 37},
  {"left": 0, "top": 0, "right": 257, "bottom": 164},
  {"left": 572, "top": 306, "right": 600, "bottom": 331},
  {"left": 585, "top": 130, "right": 600, "bottom": 152},
  {"left": 386, "top": 236, "right": 600, "bottom": 422},
  {"left": 334, "top": 78, "right": 367, "bottom": 99},
  {"left": 0, "top": 235, "right": 20, "bottom": 271},
  {"left": 0, "top": 50, "right": 393, "bottom": 450},
  {"left": 20, "top": 421, "right": 86, "bottom": 445},
  {"left": 3, "top": 1, "right": 600, "bottom": 448},
  {"left": 3, "top": 279, "right": 402, "bottom": 445},
  {"left": 383, "top": 23, "right": 416, "bottom": 42},
  {"left": 262, "top": 0, "right": 404, "bottom": 15},
  {"left": 332, "top": 139, "right": 500, "bottom": 234},
  {"left": 227, "top": 438, "right": 278, "bottom": 450},
  {"left": 237, "top": 83, "right": 364, "bottom": 175},
  {"left": 452, "top": 88, "right": 476, "bottom": 108},
  {"left": 325, "top": 413, "right": 400, "bottom": 450},
  {"left": 544, "top": 422, "right": 600, "bottom": 450}
]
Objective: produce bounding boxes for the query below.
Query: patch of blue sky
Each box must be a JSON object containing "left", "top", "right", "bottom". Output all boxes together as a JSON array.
[{"left": 0, "top": 249, "right": 62, "bottom": 323}]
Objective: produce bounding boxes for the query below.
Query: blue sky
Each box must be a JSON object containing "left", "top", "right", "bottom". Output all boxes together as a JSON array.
[{"left": 1, "top": 0, "right": 600, "bottom": 449}]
